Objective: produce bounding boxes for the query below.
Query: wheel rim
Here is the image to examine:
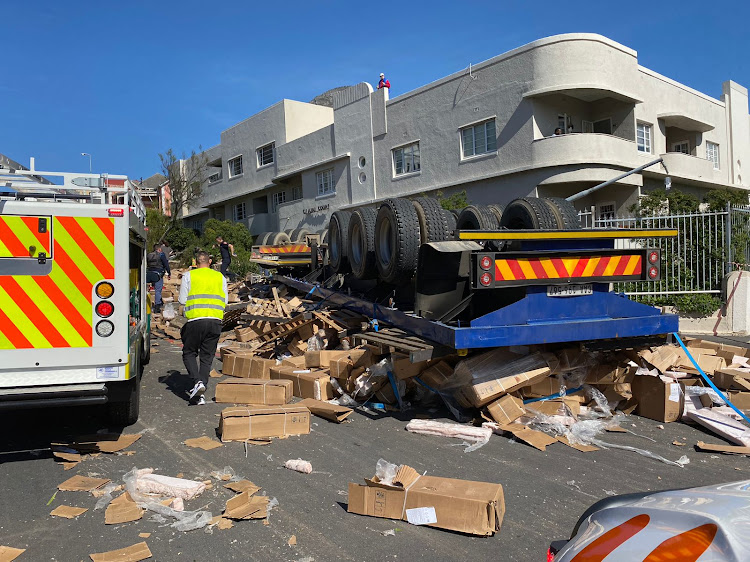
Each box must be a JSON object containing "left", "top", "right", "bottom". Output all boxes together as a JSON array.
[
  {"left": 351, "top": 222, "right": 362, "bottom": 265},
  {"left": 377, "top": 218, "right": 393, "bottom": 267}
]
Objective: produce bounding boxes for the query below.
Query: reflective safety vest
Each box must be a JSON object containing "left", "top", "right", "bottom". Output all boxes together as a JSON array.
[{"left": 184, "top": 268, "right": 226, "bottom": 320}]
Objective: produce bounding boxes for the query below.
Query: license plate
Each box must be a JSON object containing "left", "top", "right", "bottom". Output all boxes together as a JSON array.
[{"left": 547, "top": 283, "right": 593, "bottom": 297}]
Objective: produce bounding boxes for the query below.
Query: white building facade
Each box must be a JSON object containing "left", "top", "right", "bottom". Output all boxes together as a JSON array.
[{"left": 182, "top": 33, "right": 750, "bottom": 233}]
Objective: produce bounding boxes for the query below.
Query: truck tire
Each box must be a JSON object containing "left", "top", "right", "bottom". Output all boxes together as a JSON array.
[
  {"left": 329, "top": 211, "right": 351, "bottom": 273},
  {"left": 499, "top": 197, "right": 558, "bottom": 230},
  {"left": 107, "top": 377, "right": 140, "bottom": 427},
  {"left": 542, "top": 197, "right": 582, "bottom": 229},
  {"left": 442, "top": 208, "right": 457, "bottom": 236},
  {"left": 255, "top": 232, "right": 272, "bottom": 246},
  {"left": 319, "top": 229, "right": 329, "bottom": 244},
  {"left": 456, "top": 205, "right": 499, "bottom": 232},
  {"left": 284, "top": 229, "right": 295, "bottom": 239},
  {"left": 412, "top": 197, "right": 450, "bottom": 243},
  {"left": 269, "top": 232, "right": 291, "bottom": 245},
  {"left": 348, "top": 207, "right": 378, "bottom": 279},
  {"left": 375, "top": 198, "right": 420, "bottom": 284},
  {"left": 290, "top": 228, "right": 311, "bottom": 243},
  {"left": 487, "top": 204, "right": 504, "bottom": 225}
]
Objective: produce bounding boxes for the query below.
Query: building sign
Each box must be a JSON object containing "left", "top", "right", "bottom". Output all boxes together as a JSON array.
[{"left": 303, "top": 203, "right": 330, "bottom": 215}]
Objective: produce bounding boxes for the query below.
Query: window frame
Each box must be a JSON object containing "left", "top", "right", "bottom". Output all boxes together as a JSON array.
[
  {"left": 392, "top": 141, "right": 421, "bottom": 177},
  {"left": 271, "top": 190, "right": 287, "bottom": 212},
  {"left": 208, "top": 172, "right": 222, "bottom": 183},
  {"left": 636, "top": 122, "right": 652, "bottom": 154},
  {"left": 671, "top": 140, "right": 690, "bottom": 155},
  {"left": 459, "top": 117, "right": 497, "bottom": 160},
  {"left": 233, "top": 202, "right": 247, "bottom": 221},
  {"left": 316, "top": 168, "right": 335, "bottom": 197},
  {"left": 706, "top": 141, "right": 720, "bottom": 170},
  {"left": 256, "top": 142, "right": 275, "bottom": 168},
  {"left": 291, "top": 186, "right": 303, "bottom": 201},
  {"left": 227, "top": 154, "right": 244, "bottom": 178}
]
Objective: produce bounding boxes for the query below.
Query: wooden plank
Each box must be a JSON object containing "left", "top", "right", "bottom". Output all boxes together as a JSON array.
[{"left": 271, "top": 287, "right": 285, "bottom": 317}]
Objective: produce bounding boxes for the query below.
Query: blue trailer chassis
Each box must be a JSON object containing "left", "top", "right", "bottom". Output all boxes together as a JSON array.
[{"left": 274, "top": 275, "right": 678, "bottom": 351}]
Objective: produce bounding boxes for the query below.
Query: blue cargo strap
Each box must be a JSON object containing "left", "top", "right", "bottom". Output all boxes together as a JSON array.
[
  {"left": 523, "top": 386, "right": 584, "bottom": 405},
  {"left": 673, "top": 332, "right": 750, "bottom": 425}
]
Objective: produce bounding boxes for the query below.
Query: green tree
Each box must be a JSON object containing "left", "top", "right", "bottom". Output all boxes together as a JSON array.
[
  {"left": 159, "top": 147, "right": 209, "bottom": 227},
  {"left": 436, "top": 189, "right": 469, "bottom": 210},
  {"left": 704, "top": 187, "right": 749, "bottom": 211},
  {"left": 630, "top": 188, "right": 700, "bottom": 216},
  {"left": 197, "top": 219, "right": 258, "bottom": 279},
  {"left": 145, "top": 207, "right": 169, "bottom": 251}
]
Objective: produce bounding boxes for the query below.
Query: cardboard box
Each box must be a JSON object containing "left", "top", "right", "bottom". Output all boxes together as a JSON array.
[
  {"left": 676, "top": 352, "right": 726, "bottom": 376},
  {"left": 307, "top": 349, "right": 372, "bottom": 378},
  {"left": 632, "top": 375, "right": 683, "bottom": 422},
  {"left": 713, "top": 368, "right": 750, "bottom": 391},
  {"left": 220, "top": 345, "right": 255, "bottom": 362},
  {"left": 281, "top": 355, "right": 306, "bottom": 368},
  {"left": 518, "top": 376, "right": 561, "bottom": 398},
  {"left": 222, "top": 354, "right": 255, "bottom": 378},
  {"left": 219, "top": 405, "right": 311, "bottom": 441},
  {"left": 249, "top": 357, "right": 276, "bottom": 380},
  {"left": 297, "top": 398, "right": 353, "bottom": 423},
  {"left": 585, "top": 365, "right": 636, "bottom": 385},
  {"left": 485, "top": 394, "right": 525, "bottom": 424},
  {"left": 418, "top": 361, "right": 454, "bottom": 390},
  {"left": 464, "top": 364, "right": 552, "bottom": 407},
  {"left": 639, "top": 346, "right": 681, "bottom": 373},
  {"left": 347, "top": 464, "right": 504, "bottom": 536},
  {"left": 390, "top": 352, "right": 428, "bottom": 380},
  {"left": 270, "top": 366, "right": 333, "bottom": 400},
  {"left": 726, "top": 390, "right": 750, "bottom": 410},
  {"left": 215, "top": 378, "right": 293, "bottom": 405}
]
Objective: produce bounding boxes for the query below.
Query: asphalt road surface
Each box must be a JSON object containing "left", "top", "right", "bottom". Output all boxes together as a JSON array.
[{"left": 1, "top": 337, "right": 749, "bottom": 562}]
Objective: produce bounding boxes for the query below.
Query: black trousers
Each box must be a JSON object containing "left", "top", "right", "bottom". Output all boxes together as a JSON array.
[
  {"left": 180, "top": 319, "right": 221, "bottom": 386},
  {"left": 220, "top": 259, "right": 231, "bottom": 277}
]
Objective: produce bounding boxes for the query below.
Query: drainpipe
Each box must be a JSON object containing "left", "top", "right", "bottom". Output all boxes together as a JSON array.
[{"left": 566, "top": 158, "right": 668, "bottom": 202}]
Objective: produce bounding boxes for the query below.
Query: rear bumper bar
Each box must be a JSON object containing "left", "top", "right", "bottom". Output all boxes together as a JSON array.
[{"left": 0, "top": 383, "right": 108, "bottom": 410}]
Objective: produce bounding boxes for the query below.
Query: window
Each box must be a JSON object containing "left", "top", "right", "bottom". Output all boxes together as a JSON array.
[
  {"left": 291, "top": 186, "right": 303, "bottom": 201},
  {"left": 316, "top": 169, "right": 334, "bottom": 196},
  {"left": 706, "top": 142, "right": 720, "bottom": 170},
  {"left": 671, "top": 141, "right": 690, "bottom": 155},
  {"left": 272, "top": 191, "right": 286, "bottom": 211},
  {"left": 256, "top": 142, "right": 275, "bottom": 167},
  {"left": 636, "top": 123, "right": 652, "bottom": 154},
  {"left": 592, "top": 118, "right": 612, "bottom": 135},
  {"left": 233, "top": 202, "right": 247, "bottom": 221},
  {"left": 228, "top": 155, "right": 243, "bottom": 177},
  {"left": 252, "top": 196, "right": 268, "bottom": 214},
  {"left": 208, "top": 172, "right": 221, "bottom": 183},
  {"left": 461, "top": 119, "right": 497, "bottom": 158},
  {"left": 392, "top": 142, "right": 421, "bottom": 175},
  {"left": 597, "top": 202, "right": 616, "bottom": 221}
]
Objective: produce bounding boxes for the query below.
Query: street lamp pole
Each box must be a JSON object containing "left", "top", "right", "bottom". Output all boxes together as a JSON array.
[{"left": 81, "top": 152, "right": 92, "bottom": 173}]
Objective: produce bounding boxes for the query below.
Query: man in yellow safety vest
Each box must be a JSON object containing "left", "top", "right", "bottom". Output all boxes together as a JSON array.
[{"left": 178, "top": 251, "right": 228, "bottom": 405}]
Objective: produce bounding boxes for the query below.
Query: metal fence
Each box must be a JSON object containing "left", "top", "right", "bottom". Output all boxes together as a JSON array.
[{"left": 577, "top": 205, "right": 750, "bottom": 298}]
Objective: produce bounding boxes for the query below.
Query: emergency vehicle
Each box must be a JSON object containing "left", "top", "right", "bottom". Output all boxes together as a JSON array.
[{"left": 0, "top": 160, "right": 150, "bottom": 425}]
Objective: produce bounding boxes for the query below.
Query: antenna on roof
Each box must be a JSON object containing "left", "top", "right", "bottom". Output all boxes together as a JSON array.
[{"left": 468, "top": 63, "right": 477, "bottom": 80}]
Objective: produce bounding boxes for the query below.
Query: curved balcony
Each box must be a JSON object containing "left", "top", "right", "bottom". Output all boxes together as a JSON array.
[
  {"left": 531, "top": 133, "right": 640, "bottom": 170},
  {"left": 660, "top": 152, "right": 717, "bottom": 182}
]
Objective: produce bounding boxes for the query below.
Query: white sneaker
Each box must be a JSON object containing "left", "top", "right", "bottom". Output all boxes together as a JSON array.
[
  {"left": 188, "top": 381, "right": 206, "bottom": 400},
  {"left": 196, "top": 396, "right": 206, "bottom": 406}
]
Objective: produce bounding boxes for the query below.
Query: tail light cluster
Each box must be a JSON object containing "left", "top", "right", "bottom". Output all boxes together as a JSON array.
[
  {"left": 646, "top": 248, "right": 661, "bottom": 280},
  {"left": 476, "top": 254, "right": 495, "bottom": 289},
  {"left": 95, "top": 281, "right": 115, "bottom": 337}
]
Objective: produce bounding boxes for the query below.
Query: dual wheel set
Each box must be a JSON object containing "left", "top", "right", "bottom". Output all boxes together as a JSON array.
[
  {"left": 254, "top": 227, "right": 329, "bottom": 247},
  {"left": 328, "top": 196, "right": 581, "bottom": 285}
]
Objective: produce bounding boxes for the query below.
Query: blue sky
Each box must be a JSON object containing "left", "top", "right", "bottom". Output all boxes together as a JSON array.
[{"left": 3, "top": 0, "right": 748, "bottom": 180}]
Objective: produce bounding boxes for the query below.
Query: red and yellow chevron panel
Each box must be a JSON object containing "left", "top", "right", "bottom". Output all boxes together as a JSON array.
[
  {"left": 0, "top": 215, "right": 115, "bottom": 350},
  {"left": 495, "top": 254, "right": 643, "bottom": 282},
  {"left": 0, "top": 215, "right": 51, "bottom": 258},
  {"left": 260, "top": 244, "right": 310, "bottom": 254}
]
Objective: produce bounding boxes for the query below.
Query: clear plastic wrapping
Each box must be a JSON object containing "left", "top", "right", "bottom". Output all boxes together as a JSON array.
[
  {"left": 375, "top": 459, "right": 399, "bottom": 486},
  {"left": 450, "top": 350, "right": 547, "bottom": 389}
]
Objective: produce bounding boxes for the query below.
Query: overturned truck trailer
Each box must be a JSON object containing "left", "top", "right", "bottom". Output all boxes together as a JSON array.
[{"left": 257, "top": 195, "right": 679, "bottom": 351}]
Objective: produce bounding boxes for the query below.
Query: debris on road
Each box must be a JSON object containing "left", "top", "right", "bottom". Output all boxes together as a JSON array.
[
  {"left": 405, "top": 419, "right": 492, "bottom": 452},
  {"left": 347, "top": 461, "right": 504, "bottom": 536},
  {"left": 0, "top": 546, "right": 25, "bottom": 561},
  {"left": 50, "top": 505, "right": 88, "bottom": 519},
  {"left": 51, "top": 434, "right": 142, "bottom": 470},
  {"left": 219, "top": 405, "right": 311, "bottom": 441},
  {"left": 128, "top": 468, "right": 206, "bottom": 500},
  {"left": 183, "top": 436, "right": 223, "bottom": 451},
  {"left": 284, "top": 459, "right": 313, "bottom": 474},
  {"left": 88, "top": 541, "right": 152, "bottom": 562},
  {"left": 104, "top": 492, "right": 143, "bottom": 525},
  {"left": 58, "top": 475, "right": 111, "bottom": 492}
]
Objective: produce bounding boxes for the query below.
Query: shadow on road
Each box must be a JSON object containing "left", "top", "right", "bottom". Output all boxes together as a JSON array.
[
  {"left": 158, "top": 369, "right": 192, "bottom": 403},
  {"left": 0, "top": 406, "right": 123, "bottom": 464}
]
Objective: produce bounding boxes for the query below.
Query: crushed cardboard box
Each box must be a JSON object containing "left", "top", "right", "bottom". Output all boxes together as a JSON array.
[
  {"left": 89, "top": 541, "right": 152, "bottom": 562},
  {"left": 348, "top": 463, "right": 504, "bottom": 536},
  {"left": 219, "top": 405, "right": 311, "bottom": 442}
]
